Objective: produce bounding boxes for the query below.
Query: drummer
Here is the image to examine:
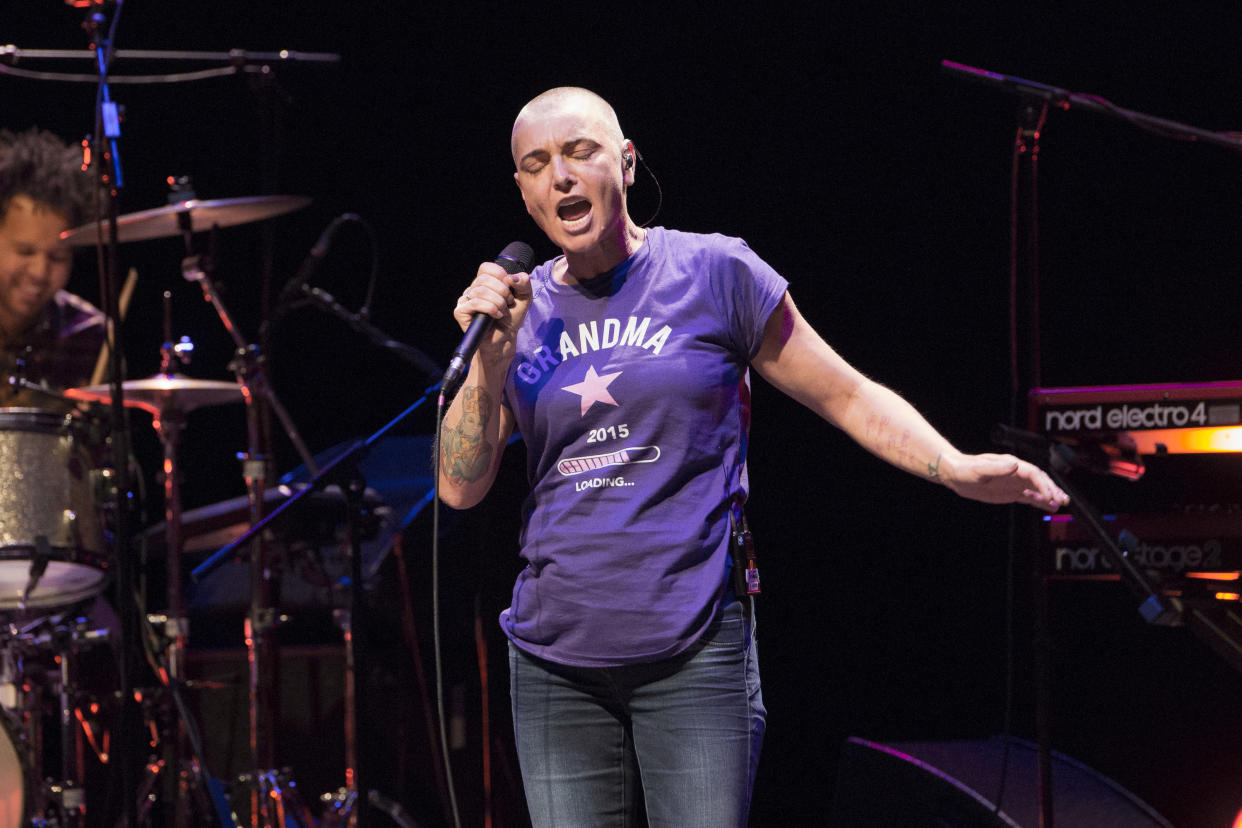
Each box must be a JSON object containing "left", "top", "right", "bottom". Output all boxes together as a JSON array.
[{"left": 0, "top": 128, "right": 104, "bottom": 409}]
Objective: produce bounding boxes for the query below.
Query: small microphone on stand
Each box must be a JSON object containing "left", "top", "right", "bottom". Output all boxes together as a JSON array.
[
  {"left": 278, "top": 213, "right": 359, "bottom": 307},
  {"left": 22, "top": 535, "right": 52, "bottom": 612},
  {"left": 300, "top": 286, "right": 443, "bottom": 380}
]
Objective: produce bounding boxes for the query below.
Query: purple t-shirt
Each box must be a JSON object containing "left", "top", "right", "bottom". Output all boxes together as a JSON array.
[{"left": 501, "top": 227, "right": 788, "bottom": 667}]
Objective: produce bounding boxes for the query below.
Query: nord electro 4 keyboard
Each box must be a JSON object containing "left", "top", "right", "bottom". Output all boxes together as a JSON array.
[
  {"left": 1031, "top": 381, "right": 1242, "bottom": 587},
  {"left": 1033, "top": 381, "right": 1242, "bottom": 456}
]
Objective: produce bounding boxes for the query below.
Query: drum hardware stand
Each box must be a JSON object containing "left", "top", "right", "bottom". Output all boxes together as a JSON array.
[
  {"left": 60, "top": 294, "right": 247, "bottom": 828},
  {"left": 145, "top": 290, "right": 211, "bottom": 828},
  {"left": 110, "top": 282, "right": 267, "bottom": 828},
  {"left": 2, "top": 613, "right": 111, "bottom": 827},
  {"left": 6, "top": 28, "right": 338, "bottom": 828},
  {"left": 197, "top": 391, "right": 438, "bottom": 828},
  {"left": 47, "top": 617, "right": 107, "bottom": 828},
  {"left": 180, "top": 234, "right": 322, "bottom": 828},
  {"left": 197, "top": 442, "right": 365, "bottom": 828},
  {"left": 128, "top": 609, "right": 236, "bottom": 828},
  {"left": 153, "top": 289, "right": 194, "bottom": 690}
]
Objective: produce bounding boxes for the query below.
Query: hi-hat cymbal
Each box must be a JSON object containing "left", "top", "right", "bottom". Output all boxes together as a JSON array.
[
  {"left": 66, "top": 374, "right": 244, "bottom": 415},
  {"left": 59, "top": 195, "right": 311, "bottom": 246}
]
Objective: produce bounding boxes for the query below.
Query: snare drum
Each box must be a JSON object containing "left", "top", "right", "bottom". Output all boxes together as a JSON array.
[{"left": 0, "top": 409, "right": 107, "bottom": 610}]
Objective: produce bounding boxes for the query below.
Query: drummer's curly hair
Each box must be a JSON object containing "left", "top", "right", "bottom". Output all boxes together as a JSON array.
[{"left": 0, "top": 128, "right": 97, "bottom": 228}]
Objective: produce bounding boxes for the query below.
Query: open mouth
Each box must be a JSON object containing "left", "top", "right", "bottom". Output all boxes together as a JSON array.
[
  {"left": 557, "top": 199, "right": 591, "bottom": 222},
  {"left": 14, "top": 286, "right": 43, "bottom": 308}
]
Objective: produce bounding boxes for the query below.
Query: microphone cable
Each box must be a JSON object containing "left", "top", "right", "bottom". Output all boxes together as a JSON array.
[
  {"left": 428, "top": 241, "right": 530, "bottom": 828},
  {"left": 431, "top": 398, "right": 464, "bottom": 828}
]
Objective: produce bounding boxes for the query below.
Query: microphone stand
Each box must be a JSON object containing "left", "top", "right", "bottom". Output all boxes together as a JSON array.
[
  {"left": 943, "top": 60, "right": 1242, "bottom": 828},
  {"left": 194, "top": 386, "right": 441, "bottom": 828},
  {"left": 79, "top": 4, "right": 141, "bottom": 824},
  {"left": 993, "top": 427, "right": 1181, "bottom": 622},
  {"left": 941, "top": 62, "right": 1242, "bottom": 154},
  {"left": 0, "top": 45, "right": 340, "bottom": 83}
]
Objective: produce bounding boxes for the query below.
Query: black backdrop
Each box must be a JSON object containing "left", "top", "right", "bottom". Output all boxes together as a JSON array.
[{"left": 7, "top": 2, "right": 1242, "bottom": 825}]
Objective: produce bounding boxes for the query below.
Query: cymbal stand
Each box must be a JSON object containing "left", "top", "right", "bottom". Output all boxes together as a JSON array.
[
  {"left": 82, "top": 291, "right": 234, "bottom": 827},
  {"left": 146, "top": 290, "right": 205, "bottom": 827},
  {"left": 196, "top": 391, "right": 439, "bottom": 828},
  {"left": 199, "top": 440, "right": 368, "bottom": 828},
  {"left": 131, "top": 607, "right": 235, "bottom": 828},
  {"left": 180, "top": 230, "right": 319, "bottom": 828},
  {"left": 155, "top": 291, "right": 191, "bottom": 689},
  {"left": 321, "top": 471, "right": 368, "bottom": 828}
]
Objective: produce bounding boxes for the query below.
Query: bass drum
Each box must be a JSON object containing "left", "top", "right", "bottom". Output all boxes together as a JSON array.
[
  {"left": 0, "top": 711, "right": 27, "bottom": 827},
  {"left": 0, "top": 409, "right": 108, "bottom": 610}
]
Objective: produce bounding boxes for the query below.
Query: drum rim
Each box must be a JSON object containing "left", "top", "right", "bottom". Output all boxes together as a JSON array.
[
  {"left": 0, "top": 572, "right": 110, "bottom": 611},
  {"left": 0, "top": 408, "right": 75, "bottom": 433}
]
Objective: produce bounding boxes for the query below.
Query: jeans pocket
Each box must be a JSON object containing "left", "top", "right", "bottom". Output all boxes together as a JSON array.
[{"left": 701, "top": 598, "right": 746, "bottom": 651}]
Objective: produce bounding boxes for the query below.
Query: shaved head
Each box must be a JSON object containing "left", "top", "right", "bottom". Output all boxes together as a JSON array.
[
  {"left": 508, "top": 85, "right": 645, "bottom": 280},
  {"left": 511, "top": 87, "right": 626, "bottom": 164}
]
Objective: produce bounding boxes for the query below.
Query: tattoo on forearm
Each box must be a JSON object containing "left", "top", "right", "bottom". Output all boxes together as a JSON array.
[
  {"left": 866, "top": 414, "right": 916, "bottom": 471},
  {"left": 441, "top": 385, "right": 495, "bottom": 485},
  {"left": 927, "top": 454, "right": 942, "bottom": 480}
]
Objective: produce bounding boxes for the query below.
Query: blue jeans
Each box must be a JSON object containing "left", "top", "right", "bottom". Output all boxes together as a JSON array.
[{"left": 509, "top": 598, "right": 766, "bottom": 827}]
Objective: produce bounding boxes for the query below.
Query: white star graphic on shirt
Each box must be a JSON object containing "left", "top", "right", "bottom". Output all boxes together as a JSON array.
[{"left": 562, "top": 365, "right": 623, "bottom": 416}]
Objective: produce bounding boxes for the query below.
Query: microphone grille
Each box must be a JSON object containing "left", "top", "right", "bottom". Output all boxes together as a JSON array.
[{"left": 497, "top": 241, "right": 534, "bottom": 274}]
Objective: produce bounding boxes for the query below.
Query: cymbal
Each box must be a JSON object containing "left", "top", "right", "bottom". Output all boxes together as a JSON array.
[
  {"left": 59, "top": 194, "right": 311, "bottom": 246},
  {"left": 65, "top": 374, "right": 244, "bottom": 415},
  {"left": 282, "top": 433, "right": 435, "bottom": 582},
  {"left": 141, "top": 486, "right": 297, "bottom": 555},
  {"left": 142, "top": 482, "right": 385, "bottom": 555}
]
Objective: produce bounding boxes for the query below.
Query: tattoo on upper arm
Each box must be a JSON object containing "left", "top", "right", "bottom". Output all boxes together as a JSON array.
[{"left": 440, "top": 385, "right": 495, "bottom": 485}]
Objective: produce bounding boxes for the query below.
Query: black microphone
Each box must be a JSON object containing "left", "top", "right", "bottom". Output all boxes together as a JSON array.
[
  {"left": 439, "top": 241, "right": 534, "bottom": 404},
  {"left": 278, "top": 213, "right": 358, "bottom": 306},
  {"left": 991, "top": 423, "right": 1051, "bottom": 465},
  {"left": 22, "top": 534, "right": 51, "bottom": 611}
]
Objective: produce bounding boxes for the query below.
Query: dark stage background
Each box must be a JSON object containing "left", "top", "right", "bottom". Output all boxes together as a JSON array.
[{"left": 7, "top": 2, "right": 1242, "bottom": 825}]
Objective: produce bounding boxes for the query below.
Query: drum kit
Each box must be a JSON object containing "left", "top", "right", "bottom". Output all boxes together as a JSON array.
[
  {"left": 2, "top": 8, "right": 440, "bottom": 823},
  {"left": 0, "top": 189, "right": 425, "bottom": 828}
]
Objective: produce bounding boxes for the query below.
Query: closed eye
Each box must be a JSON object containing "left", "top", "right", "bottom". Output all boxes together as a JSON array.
[
  {"left": 567, "top": 140, "right": 599, "bottom": 160},
  {"left": 520, "top": 150, "right": 549, "bottom": 174},
  {"left": 519, "top": 138, "right": 602, "bottom": 174}
]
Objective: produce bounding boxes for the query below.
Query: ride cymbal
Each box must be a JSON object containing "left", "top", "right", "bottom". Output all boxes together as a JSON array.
[
  {"left": 60, "top": 195, "right": 311, "bottom": 246},
  {"left": 66, "top": 374, "right": 244, "bottom": 415}
]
